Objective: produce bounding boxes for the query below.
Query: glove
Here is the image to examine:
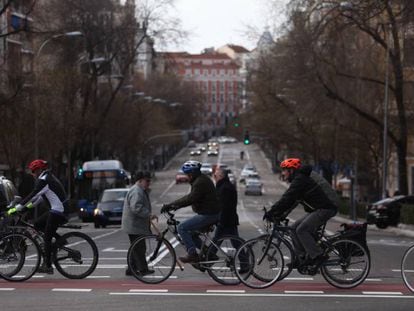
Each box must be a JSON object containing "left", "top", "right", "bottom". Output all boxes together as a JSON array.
[
  {"left": 15, "top": 204, "right": 24, "bottom": 212},
  {"left": 160, "top": 204, "right": 172, "bottom": 214},
  {"left": 263, "top": 210, "right": 273, "bottom": 221},
  {"left": 7, "top": 204, "right": 24, "bottom": 216}
]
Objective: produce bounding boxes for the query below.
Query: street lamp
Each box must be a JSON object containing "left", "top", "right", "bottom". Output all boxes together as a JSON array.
[{"left": 34, "top": 31, "right": 83, "bottom": 158}]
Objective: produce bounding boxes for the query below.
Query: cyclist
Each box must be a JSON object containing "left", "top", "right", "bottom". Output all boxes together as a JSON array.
[
  {"left": 161, "top": 160, "right": 220, "bottom": 263},
  {"left": 264, "top": 158, "right": 338, "bottom": 268},
  {"left": 13, "top": 159, "right": 68, "bottom": 274}
]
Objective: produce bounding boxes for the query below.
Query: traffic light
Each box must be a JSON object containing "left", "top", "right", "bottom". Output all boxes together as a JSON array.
[
  {"left": 244, "top": 131, "right": 250, "bottom": 145},
  {"left": 232, "top": 117, "right": 240, "bottom": 127}
]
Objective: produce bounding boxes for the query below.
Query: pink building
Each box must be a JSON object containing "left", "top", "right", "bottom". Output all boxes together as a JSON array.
[{"left": 159, "top": 49, "right": 246, "bottom": 137}]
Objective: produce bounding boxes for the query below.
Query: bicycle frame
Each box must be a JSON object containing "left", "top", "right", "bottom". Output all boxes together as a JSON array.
[{"left": 152, "top": 212, "right": 235, "bottom": 270}]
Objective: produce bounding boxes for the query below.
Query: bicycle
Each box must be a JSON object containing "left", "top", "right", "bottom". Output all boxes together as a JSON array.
[
  {"left": 0, "top": 207, "right": 99, "bottom": 282},
  {"left": 234, "top": 209, "right": 371, "bottom": 289},
  {"left": 401, "top": 244, "right": 414, "bottom": 293},
  {"left": 127, "top": 210, "right": 245, "bottom": 285}
]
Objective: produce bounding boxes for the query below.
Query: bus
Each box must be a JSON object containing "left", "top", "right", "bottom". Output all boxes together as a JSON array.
[{"left": 75, "top": 160, "right": 130, "bottom": 222}]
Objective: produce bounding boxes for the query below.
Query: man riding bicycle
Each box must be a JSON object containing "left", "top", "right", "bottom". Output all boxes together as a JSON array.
[
  {"left": 12, "top": 159, "right": 68, "bottom": 274},
  {"left": 264, "top": 158, "right": 338, "bottom": 268},
  {"left": 161, "top": 160, "right": 220, "bottom": 263}
]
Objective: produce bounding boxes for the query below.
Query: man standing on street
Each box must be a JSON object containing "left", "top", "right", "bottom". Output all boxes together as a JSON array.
[
  {"left": 122, "top": 171, "right": 156, "bottom": 276},
  {"left": 213, "top": 167, "right": 240, "bottom": 239}
]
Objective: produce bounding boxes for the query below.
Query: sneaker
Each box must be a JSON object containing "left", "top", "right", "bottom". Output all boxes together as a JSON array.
[
  {"left": 179, "top": 252, "right": 199, "bottom": 263},
  {"left": 37, "top": 264, "right": 54, "bottom": 274}
]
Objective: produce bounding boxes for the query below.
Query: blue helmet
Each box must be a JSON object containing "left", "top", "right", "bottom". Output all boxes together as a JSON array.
[{"left": 181, "top": 160, "right": 201, "bottom": 174}]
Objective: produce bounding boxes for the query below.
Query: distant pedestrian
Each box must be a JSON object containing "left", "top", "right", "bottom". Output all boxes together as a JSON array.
[{"left": 122, "top": 171, "right": 157, "bottom": 276}]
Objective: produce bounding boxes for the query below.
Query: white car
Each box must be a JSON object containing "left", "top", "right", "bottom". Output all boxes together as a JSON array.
[
  {"left": 200, "top": 163, "right": 213, "bottom": 175},
  {"left": 240, "top": 169, "right": 259, "bottom": 183},
  {"left": 190, "top": 149, "right": 201, "bottom": 156},
  {"left": 245, "top": 179, "right": 263, "bottom": 196}
]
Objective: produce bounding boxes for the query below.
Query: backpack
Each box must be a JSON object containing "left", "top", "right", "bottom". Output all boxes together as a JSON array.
[{"left": 310, "top": 171, "right": 340, "bottom": 207}]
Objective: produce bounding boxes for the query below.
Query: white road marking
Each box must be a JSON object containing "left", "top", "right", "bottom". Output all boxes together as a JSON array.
[
  {"left": 52, "top": 288, "right": 92, "bottom": 292},
  {"left": 108, "top": 292, "right": 414, "bottom": 298},
  {"left": 285, "top": 290, "right": 324, "bottom": 294},
  {"left": 102, "top": 248, "right": 127, "bottom": 252},
  {"left": 206, "top": 290, "right": 246, "bottom": 293},
  {"left": 129, "top": 289, "right": 169, "bottom": 293},
  {"left": 362, "top": 291, "right": 403, "bottom": 295},
  {"left": 86, "top": 275, "right": 111, "bottom": 279},
  {"left": 0, "top": 288, "right": 15, "bottom": 291}
]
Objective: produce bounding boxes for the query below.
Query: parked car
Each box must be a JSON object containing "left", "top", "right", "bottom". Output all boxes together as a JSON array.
[
  {"left": 245, "top": 179, "right": 263, "bottom": 196},
  {"left": 93, "top": 188, "right": 129, "bottom": 228},
  {"left": 366, "top": 195, "right": 414, "bottom": 229},
  {"left": 200, "top": 163, "right": 213, "bottom": 175},
  {"left": 176, "top": 170, "right": 190, "bottom": 184}
]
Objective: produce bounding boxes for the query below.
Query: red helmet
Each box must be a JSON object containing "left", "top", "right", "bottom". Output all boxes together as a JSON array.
[
  {"left": 280, "top": 158, "right": 301, "bottom": 170},
  {"left": 28, "top": 159, "right": 48, "bottom": 171}
]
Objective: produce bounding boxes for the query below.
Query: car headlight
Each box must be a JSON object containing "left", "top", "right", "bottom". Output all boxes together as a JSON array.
[{"left": 94, "top": 208, "right": 103, "bottom": 216}]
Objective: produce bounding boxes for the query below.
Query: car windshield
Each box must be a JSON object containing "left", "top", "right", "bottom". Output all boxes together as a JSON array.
[{"left": 100, "top": 190, "right": 128, "bottom": 202}]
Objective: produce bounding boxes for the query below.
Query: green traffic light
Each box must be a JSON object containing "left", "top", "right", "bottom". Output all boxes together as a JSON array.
[
  {"left": 234, "top": 123, "right": 239, "bottom": 127},
  {"left": 244, "top": 139, "right": 250, "bottom": 145}
]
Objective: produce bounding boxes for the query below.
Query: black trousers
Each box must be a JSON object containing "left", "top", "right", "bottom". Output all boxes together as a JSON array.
[
  {"left": 128, "top": 234, "right": 149, "bottom": 272},
  {"left": 34, "top": 211, "right": 67, "bottom": 266}
]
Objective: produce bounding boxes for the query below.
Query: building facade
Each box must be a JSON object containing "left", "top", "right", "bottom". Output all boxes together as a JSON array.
[{"left": 159, "top": 49, "right": 247, "bottom": 138}]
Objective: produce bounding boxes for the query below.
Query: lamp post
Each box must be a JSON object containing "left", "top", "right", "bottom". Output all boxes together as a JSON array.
[
  {"left": 34, "top": 31, "right": 83, "bottom": 158},
  {"left": 382, "top": 26, "right": 391, "bottom": 199}
]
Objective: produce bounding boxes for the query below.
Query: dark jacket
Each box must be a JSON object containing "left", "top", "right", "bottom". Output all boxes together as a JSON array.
[
  {"left": 170, "top": 172, "right": 220, "bottom": 215},
  {"left": 216, "top": 176, "right": 239, "bottom": 227},
  {"left": 271, "top": 165, "right": 337, "bottom": 216}
]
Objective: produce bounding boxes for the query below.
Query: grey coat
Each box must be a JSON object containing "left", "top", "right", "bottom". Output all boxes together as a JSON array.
[{"left": 121, "top": 184, "right": 152, "bottom": 235}]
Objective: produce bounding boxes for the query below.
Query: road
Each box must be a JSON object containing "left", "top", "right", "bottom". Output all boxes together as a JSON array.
[{"left": 1, "top": 142, "right": 414, "bottom": 310}]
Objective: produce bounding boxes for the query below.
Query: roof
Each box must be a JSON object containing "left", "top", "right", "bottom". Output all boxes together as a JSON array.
[{"left": 225, "top": 44, "right": 250, "bottom": 53}]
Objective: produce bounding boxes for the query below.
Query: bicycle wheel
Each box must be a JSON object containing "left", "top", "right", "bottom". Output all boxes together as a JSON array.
[
  {"left": 402, "top": 244, "right": 414, "bottom": 293},
  {"left": 205, "top": 235, "right": 244, "bottom": 285},
  {"left": 234, "top": 236, "right": 284, "bottom": 289},
  {"left": 53, "top": 232, "right": 99, "bottom": 279},
  {"left": 127, "top": 235, "right": 176, "bottom": 284},
  {"left": 321, "top": 238, "right": 370, "bottom": 289},
  {"left": 272, "top": 235, "right": 295, "bottom": 281},
  {"left": 0, "top": 232, "right": 41, "bottom": 282}
]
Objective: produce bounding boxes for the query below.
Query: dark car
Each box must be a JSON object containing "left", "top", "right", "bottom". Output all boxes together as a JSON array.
[
  {"left": 366, "top": 195, "right": 414, "bottom": 229},
  {"left": 93, "top": 188, "right": 129, "bottom": 228}
]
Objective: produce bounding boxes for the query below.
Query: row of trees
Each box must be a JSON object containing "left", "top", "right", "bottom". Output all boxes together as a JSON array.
[
  {"left": 0, "top": 0, "right": 202, "bottom": 194},
  {"left": 246, "top": 0, "right": 414, "bottom": 199}
]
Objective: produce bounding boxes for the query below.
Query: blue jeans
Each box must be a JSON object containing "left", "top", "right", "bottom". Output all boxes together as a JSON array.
[{"left": 178, "top": 213, "right": 219, "bottom": 254}]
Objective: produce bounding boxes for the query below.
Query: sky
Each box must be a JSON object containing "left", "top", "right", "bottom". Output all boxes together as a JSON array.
[{"left": 170, "top": 0, "right": 289, "bottom": 53}]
